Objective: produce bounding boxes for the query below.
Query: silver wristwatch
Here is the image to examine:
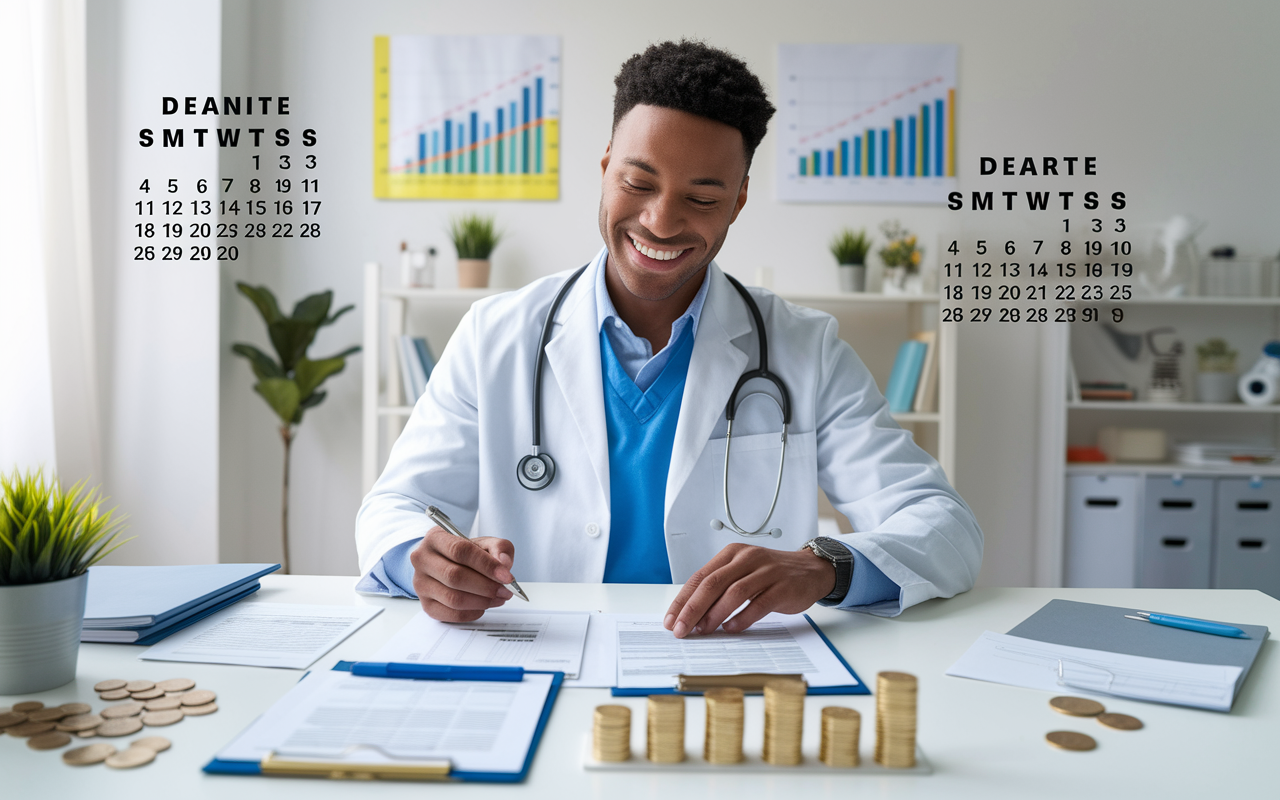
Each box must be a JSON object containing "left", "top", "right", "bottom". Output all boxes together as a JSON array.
[{"left": 802, "top": 537, "right": 854, "bottom": 607}]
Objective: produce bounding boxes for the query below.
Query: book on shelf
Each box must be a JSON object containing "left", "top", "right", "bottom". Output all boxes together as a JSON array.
[
  {"left": 397, "top": 335, "right": 435, "bottom": 405},
  {"left": 885, "top": 339, "right": 928, "bottom": 413},
  {"left": 1079, "top": 388, "right": 1136, "bottom": 401},
  {"left": 911, "top": 330, "right": 938, "bottom": 413}
]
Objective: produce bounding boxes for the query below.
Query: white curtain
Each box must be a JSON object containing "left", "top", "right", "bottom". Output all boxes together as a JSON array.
[{"left": 0, "top": 0, "right": 102, "bottom": 486}]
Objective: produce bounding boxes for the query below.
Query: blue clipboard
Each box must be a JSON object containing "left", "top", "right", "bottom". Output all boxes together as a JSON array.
[
  {"left": 610, "top": 614, "right": 870, "bottom": 696},
  {"left": 203, "top": 661, "right": 564, "bottom": 783}
]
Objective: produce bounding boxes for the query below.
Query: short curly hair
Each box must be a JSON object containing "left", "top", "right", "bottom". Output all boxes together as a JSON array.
[{"left": 612, "top": 40, "right": 776, "bottom": 170}]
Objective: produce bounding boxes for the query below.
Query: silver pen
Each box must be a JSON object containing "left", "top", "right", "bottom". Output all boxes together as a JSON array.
[{"left": 425, "top": 505, "right": 529, "bottom": 602}]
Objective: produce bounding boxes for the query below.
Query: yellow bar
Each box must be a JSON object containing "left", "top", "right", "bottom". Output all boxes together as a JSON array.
[
  {"left": 947, "top": 87, "right": 956, "bottom": 177},
  {"left": 373, "top": 36, "right": 391, "bottom": 198},
  {"left": 889, "top": 126, "right": 897, "bottom": 177}
]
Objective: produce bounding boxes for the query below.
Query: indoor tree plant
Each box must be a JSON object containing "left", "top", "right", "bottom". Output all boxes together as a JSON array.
[
  {"left": 0, "top": 469, "right": 128, "bottom": 694},
  {"left": 449, "top": 214, "right": 502, "bottom": 288},
  {"left": 830, "top": 227, "right": 872, "bottom": 292},
  {"left": 878, "top": 220, "right": 924, "bottom": 294},
  {"left": 232, "top": 284, "right": 360, "bottom": 574}
]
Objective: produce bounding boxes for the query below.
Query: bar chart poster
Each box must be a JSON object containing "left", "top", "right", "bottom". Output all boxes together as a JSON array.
[
  {"left": 374, "top": 35, "right": 560, "bottom": 200},
  {"left": 777, "top": 43, "right": 957, "bottom": 203}
]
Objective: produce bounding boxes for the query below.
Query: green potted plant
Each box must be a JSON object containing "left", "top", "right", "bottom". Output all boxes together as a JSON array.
[
  {"left": 449, "top": 214, "right": 502, "bottom": 288},
  {"left": 878, "top": 220, "right": 924, "bottom": 294},
  {"left": 830, "top": 228, "right": 872, "bottom": 292},
  {"left": 1196, "top": 338, "right": 1239, "bottom": 403},
  {"left": 232, "top": 284, "right": 360, "bottom": 574},
  {"left": 0, "top": 469, "right": 128, "bottom": 694}
]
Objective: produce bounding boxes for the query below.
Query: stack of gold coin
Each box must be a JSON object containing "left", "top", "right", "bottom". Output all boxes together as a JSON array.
[
  {"left": 874, "top": 671, "right": 917, "bottom": 768},
  {"left": 646, "top": 694, "right": 685, "bottom": 763},
  {"left": 762, "top": 679, "right": 806, "bottom": 766},
  {"left": 703, "top": 687, "right": 744, "bottom": 764},
  {"left": 592, "top": 705, "right": 631, "bottom": 762},
  {"left": 819, "top": 706, "right": 860, "bottom": 767}
]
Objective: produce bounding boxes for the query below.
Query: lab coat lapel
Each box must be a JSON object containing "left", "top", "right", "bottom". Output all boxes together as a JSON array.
[
  {"left": 543, "top": 273, "right": 611, "bottom": 507},
  {"left": 665, "top": 265, "right": 751, "bottom": 519}
]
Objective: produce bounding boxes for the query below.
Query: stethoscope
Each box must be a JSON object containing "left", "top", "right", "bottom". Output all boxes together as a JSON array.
[{"left": 516, "top": 264, "right": 791, "bottom": 538}]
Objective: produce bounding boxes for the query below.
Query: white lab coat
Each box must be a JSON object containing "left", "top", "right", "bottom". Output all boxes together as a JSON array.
[{"left": 355, "top": 255, "right": 982, "bottom": 615}]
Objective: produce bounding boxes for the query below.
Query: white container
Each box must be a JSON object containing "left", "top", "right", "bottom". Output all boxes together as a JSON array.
[
  {"left": 1065, "top": 474, "right": 1139, "bottom": 588},
  {"left": 0, "top": 573, "right": 88, "bottom": 694}
]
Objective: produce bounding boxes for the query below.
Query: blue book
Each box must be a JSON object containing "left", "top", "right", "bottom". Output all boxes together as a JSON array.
[
  {"left": 885, "top": 340, "right": 927, "bottom": 413},
  {"left": 82, "top": 563, "right": 279, "bottom": 629},
  {"left": 412, "top": 336, "right": 435, "bottom": 381}
]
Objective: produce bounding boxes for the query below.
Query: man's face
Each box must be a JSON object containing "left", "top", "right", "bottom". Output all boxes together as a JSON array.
[{"left": 598, "top": 104, "right": 750, "bottom": 303}]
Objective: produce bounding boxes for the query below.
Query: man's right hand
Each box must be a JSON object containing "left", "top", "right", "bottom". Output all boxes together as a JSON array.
[{"left": 410, "top": 527, "right": 516, "bottom": 622}]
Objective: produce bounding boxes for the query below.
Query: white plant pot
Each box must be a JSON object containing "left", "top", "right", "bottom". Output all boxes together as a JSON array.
[
  {"left": 0, "top": 572, "right": 88, "bottom": 694},
  {"left": 1197, "top": 372, "right": 1238, "bottom": 403},
  {"left": 882, "top": 267, "right": 922, "bottom": 295},
  {"left": 837, "top": 264, "right": 866, "bottom": 292}
]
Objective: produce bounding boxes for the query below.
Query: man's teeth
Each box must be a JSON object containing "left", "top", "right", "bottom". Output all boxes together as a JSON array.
[{"left": 631, "top": 237, "right": 686, "bottom": 261}]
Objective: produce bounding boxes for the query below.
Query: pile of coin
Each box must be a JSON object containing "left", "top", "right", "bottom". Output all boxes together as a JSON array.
[
  {"left": 819, "top": 706, "right": 860, "bottom": 767},
  {"left": 592, "top": 705, "right": 631, "bottom": 762},
  {"left": 63, "top": 736, "right": 172, "bottom": 769},
  {"left": 703, "top": 687, "right": 744, "bottom": 764},
  {"left": 874, "top": 671, "right": 917, "bottom": 768},
  {"left": 646, "top": 694, "right": 685, "bottom": 763},
  {"left": 1044, "top": 695, "right": 1142, "bottom": 750},
  {"left": 761, "top": 678, "right": 806, "bottom": 766}
]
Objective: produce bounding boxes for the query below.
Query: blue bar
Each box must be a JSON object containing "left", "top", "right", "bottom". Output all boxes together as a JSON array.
[
  {"left": 826, "top": 149, "right": 834, "bottom": 176},
  {"left": 444, "top": 121, "right": 451, "bottom": 174},
  {"left": 417, "top": 133, "right": 425, "bottom": 174},
  {"left": 510, "top": 101, "right": 517, "bottom": 173},
  {"left": 880, "top": 129, "right": 889, "bottom": 176},
  {"left": 812, "top": 150, "right": 821, "bottom": 176},
  {"left": 484, "top": 122, "right": 491, "bottom": 173},
  {"left": 457, "top": 121, "right": 465, "bottom": 173},
  {"left": 908, "top": 116, "right": 916, "bottom": 177},
  {"left": 536, "top": 77, "right": 543, "bottom": 120},
  {"left": 854, "top": 137, "right": 861, "bottom": 176},
  {"left": 839, "top": 140, "right": 849, "bottom": 176},
  {"left": 799, "top": 156, "right": 806, "bottom": 176},
  {"left": 470, "top": 111, "right": 478, "bottom": 174},
  {"left": 351, "top": 662, "right": 526, "bottom": 682},
  {"left": 867, "top": 132, "right": 875, "bottom": 176},
  {"left": 432, "top": 130, "right": 439, "bottom": 173},
  {"left": 935, "top": 99, "right": 944, "bottom": 176},
  {"left": 522, "top": 86, "right": 531, "bottom": 174},
  {"left": 922, "top": 105, "right": 931, "bottom": 177},
  {"left": 496, "top": 108, "right": 504, "bottom": 175},
  {"left": 894, "top": 118, "right": 903, "bottom": 176}
]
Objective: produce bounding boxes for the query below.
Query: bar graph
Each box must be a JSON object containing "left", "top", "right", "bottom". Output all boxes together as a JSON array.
[
  {"left": 778, "top": 44, "right": 957, "bottom": 203},
  {"left": 374, "top": 35, "right": 560, "bottom": 200}
]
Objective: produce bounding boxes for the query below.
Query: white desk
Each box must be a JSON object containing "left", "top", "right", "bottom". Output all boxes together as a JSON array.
[{"left": 5, "top": 578, "right": 1277, "bottom": 798}]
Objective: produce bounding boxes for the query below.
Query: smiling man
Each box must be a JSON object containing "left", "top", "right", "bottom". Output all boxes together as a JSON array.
[{"left": 355, "top": 40, "right": 983, "bottom": 636}]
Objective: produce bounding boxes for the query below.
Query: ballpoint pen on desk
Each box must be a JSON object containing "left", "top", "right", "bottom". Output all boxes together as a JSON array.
[
  {"left": 426, "top": 505, "right": 530, "bottom": 602},
  {"left": 1124, "top": 611, "right": 1249, "bottom": 639}
]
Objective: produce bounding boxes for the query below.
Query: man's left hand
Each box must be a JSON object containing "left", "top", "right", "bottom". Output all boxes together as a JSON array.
[{"left": 663, "top": 543, "right": 835, "bottom": 638}]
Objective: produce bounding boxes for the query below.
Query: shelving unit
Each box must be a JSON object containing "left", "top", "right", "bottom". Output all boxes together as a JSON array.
[{"left": 362, "top": 262, "right": 954, "bottom": 493}]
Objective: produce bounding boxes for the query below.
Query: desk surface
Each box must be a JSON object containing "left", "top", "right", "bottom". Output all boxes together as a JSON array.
[{"left": 4, "top": 578, "right": 1276, "bottom": 798}]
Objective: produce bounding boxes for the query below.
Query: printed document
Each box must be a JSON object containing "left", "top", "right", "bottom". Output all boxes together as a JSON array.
[
  {"left": 946, "top": 631, "right": 1243, "bottom": 712},
  {"left": 215, "top": 669, "right": 554, "bottom": 774},
  {"left": 372, "top": 611, "right": 590, "bottom": 679},
  {"left": 140, "top": 603, "right": 381, "bottom": 669},
  {"left": 613, "top": 612, "right": 858, "bottom": 689}
]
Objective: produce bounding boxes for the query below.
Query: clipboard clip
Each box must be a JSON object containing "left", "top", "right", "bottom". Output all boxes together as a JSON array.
[{"left": 260, "top": 747, "right": 452, "bottom": 782}]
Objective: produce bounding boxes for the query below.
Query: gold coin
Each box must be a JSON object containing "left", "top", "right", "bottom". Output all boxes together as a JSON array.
[
  {"left": 94, "top": 679, "right": 127, "bottom": 692},
  {"left": 1097, "top": 713, "right": 1143, "bottom": 731},
  {"left": 142, "top": 709, "right": 184, "bottom": 727},
  {"left": 820, "top": 706, "right": 861, "bottom": 768},
  {"left": 105, "top": 746, "right": 156, "bottom": 769},
  {"left": 56, "top": 714, "right": 104, "bottom": 732},
  {"left": 99, "top": 689, "right": 130, "bottom": 701},
  {"left": 875, "top": 671, "right": 918, "bottom": 769},
  {"left": 124, "top": 680, "right": 155, "bottom": 693},
  {"left": 1049, "top": 696, "right": 1105, "bottom": 717},
  {"left": 27, "top": 707, "right": 70, "bottom": 722},
  {"left": 0, "top": 711, "right": 28, "bottom": 728},
  {"left": 101, "top": 702, "right": 145, "bottom": 719},
  {"left": 76, "top": 730, "right": 98, "bottom": 738},
  {"left": 7, "top": 721, "right": 56, "bottom": 737},
  {"left": 1046, "top": 731, "right": 1097, "bottom": 751},
  {"left": 144, "top": 696, "right": 183, "bottom": 711},
  {"left": 97, "top": 717, "right": 144, "bottom": 737},
  {"left": 13, "top": 701, "right": 44, "bottom": 713},
  {"left": 646, "top": 694, "right": 685, "bottom": 763},
  {"left": 181, "top": 702, "right": 218, "bottom": 716},
  {"left": 156, "top": 678, "right": 195, "bottom": 693},
  {"left": 131, "top": 736, "right": 172, "bottom": 753},
  {"left": 131, "top": 687, "right": 165, "bottom": 700},
  {"left": 59, "top": 703, "right": 92, "bottom": 716},
  {"left": 180, "top": 689, "right": 216, "bottom": 706},
  {"left": 704, "top": 688, "right": 745, "bottom": 765},
  {"left": 592, "top": 705, "right": 631, "bottom": 762},
  {"left": 63, "top": 743, "right": 117, "bottom": 765},
  {"left": 28, "top": 731, "right": 72, "bottom": 750}
]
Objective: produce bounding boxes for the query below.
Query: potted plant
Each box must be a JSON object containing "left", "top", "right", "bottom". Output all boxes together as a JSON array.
[
  {"left": 232, "top": 284, "right": 360, "bottom": 574},
  {"left": 0, "top": 469, "right": 128, "bottom": 694},
  {"left": 1196, "top": 338, "right": 1238, "bottom": 403},
  {"left": 830, "top": 228, "right": 872, "bottom": 292},
  {"left": 449, "top": 214, "right": 501, "bottom": 288},
  {"left": 878, "top": 220, "right": 924, "bottom": 294}
]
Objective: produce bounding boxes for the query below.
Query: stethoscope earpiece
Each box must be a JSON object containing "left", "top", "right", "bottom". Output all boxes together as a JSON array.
[{"left": 517, "top": 453, "right": 556, "bottom": 491}]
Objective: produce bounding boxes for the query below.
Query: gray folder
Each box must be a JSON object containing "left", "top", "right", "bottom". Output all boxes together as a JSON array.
[{"left": 1007, "top": 599, "right": 1270, "bottom": 707}]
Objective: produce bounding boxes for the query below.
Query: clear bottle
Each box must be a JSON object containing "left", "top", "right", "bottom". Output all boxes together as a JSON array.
[{"left": 410, "top": 247, "right": 437, "bottom": 288}]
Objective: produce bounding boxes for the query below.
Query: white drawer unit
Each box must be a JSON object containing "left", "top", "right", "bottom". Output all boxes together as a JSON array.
[
  {"left": 1213, "top": 477, "right": 1280, "bottom": 598},
  {"left": 1065, "top": 474, "right": 1139, "bottom": 588},
  {"left": 1138, "top": 475, "right": 1215, "bottom": 589}
]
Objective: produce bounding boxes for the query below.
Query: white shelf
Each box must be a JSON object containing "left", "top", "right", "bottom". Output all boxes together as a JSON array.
[
  {"left": 1068, "top": 401, "right": 1280, "bottom": 413},
  {"left": 1065, "top": 461, "right": 1280, "bottom": 477},
  {"left": 1108, "top": 295, "right": 1280, "bottom": 307},
  {"left": 382, "top": 287, "right": 503, "bottom": 301}
]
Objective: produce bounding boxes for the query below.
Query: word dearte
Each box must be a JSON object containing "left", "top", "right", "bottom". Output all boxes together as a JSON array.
[{"left": 948, "top": 191, "right": 1126, "bottom": 212}]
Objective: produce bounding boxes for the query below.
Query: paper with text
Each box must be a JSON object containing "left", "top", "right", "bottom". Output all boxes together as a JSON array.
[
  {"left": 140, "top": 603, "right": 381, "bottom": 669},
  {"left": 372, "top": 611, "right": 589, "bottom": 678}
]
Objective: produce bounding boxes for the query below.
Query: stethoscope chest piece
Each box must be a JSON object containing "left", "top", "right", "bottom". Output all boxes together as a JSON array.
[{"left": 517, "top": 452, "right": 556, "bottom": 491}]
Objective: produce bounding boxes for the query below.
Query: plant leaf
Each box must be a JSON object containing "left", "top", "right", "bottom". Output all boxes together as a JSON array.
[
  {"left": 319, "top": 345, "right": 361, "bottom": 361},
  {"left": 324, "top": 304, "right": 355, "bottom": 327},
  {"left": 230, "top": 343, "right": 285, "bottom": 380},
  {"left": 254, "top": 378, "right": 301, "bottom": 425},
  {"left": 268, "top": 319, "right": 318, "bottom": 372},
  {"left": 236, "top": 283, "right": 283, "bottom": 325},
  {"left": 298, "top": 389, "right": 327, "bottom": 410},
  {"left": 291, "top": 291, "right": 333, "bottom": 325},
  {"left": 294, "top": 357, "right": 346, "bottom": 398}
]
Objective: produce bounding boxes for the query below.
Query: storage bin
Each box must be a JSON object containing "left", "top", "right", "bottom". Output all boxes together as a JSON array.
[
  {"left": 1213, "top": 477, "right": 1280, "bottom": 598},
  {"left": 1138, "top": 476, "right": 1214, "bottom": 589},
  {"left": 1065, "top": 474, "right": 1138, "bottom": 588}
]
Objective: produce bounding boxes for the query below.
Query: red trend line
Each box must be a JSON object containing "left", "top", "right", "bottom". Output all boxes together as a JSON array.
[
  {"left": 796, "top": 76, "right": 945, "bottom": 145},
  {"left": 392, "top": 63, "right": 547, "bottom": 141}
]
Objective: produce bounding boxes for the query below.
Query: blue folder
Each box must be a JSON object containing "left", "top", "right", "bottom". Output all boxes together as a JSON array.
[
  {"left": 610, "top": 615, "right": 870, "bottom": 697},
  {"left": 203, "top": 661, "right": 564, "bottom": 783}
]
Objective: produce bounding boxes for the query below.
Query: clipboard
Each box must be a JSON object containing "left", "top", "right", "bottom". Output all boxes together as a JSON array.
[
  {"left": 611, "top": 615, "right": 870, "bottom": 697},
  {"left": 203, "top": 661, "right": 564, "bottom": 783}
]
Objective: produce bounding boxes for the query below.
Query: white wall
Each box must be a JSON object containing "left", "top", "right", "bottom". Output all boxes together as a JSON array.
[{"left": 172, "top": 0, "right": 1280, "bottom": 583}]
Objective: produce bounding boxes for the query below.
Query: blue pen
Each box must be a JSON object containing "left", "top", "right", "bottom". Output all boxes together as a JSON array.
[
  {"left": 1124, "top": 611, "right": 1250, "bottom": 639},
  {"left": 351, "top": 662, "right": 526, "bottom": 681}
]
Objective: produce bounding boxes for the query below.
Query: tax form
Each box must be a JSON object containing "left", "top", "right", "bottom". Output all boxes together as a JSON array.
[{"left": 372, "top": 611, "right": 590, "bottom": 678}]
